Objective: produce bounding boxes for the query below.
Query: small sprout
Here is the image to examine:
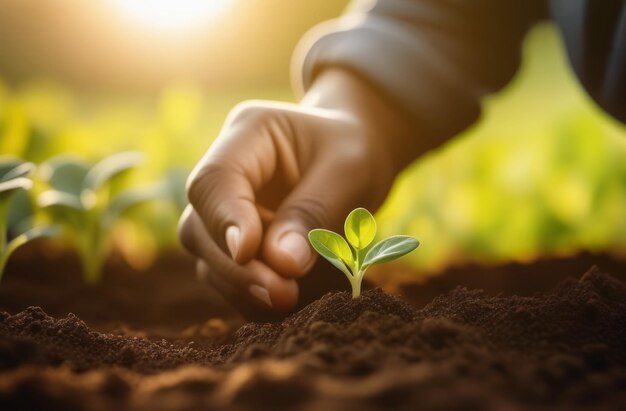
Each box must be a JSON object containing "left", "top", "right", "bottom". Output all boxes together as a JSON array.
[
  {"left": 308, "top": 208, "right": 419, "bottom": 299},
  {"left": 0, "top": 158, "right": 59, "bottom": 282},
  {"left": 38, "top": 152, "right": 164, "bottom": 284}
]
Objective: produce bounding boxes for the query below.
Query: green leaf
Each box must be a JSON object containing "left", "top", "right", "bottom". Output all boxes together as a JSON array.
[
  {"left": 102, "top": 185, "right": 165, "bottom": 229},
  {"left": 2, "top": 162, "right": 35, "bottom": 182},
  {"left": 38, "top": 190, "right": 87, "bottom": 229},
  {"left": 38, "top": 190, "right": 84, "bottom": 211},
  {"left": 164, "top": 167, "right": 191, "bottom": 212},
  {"left": 83, "top": 151, "right": 144, "bottom": 192},
  {"left": 39, "top": 155, "right": 90, "bottom": 195},
  {"left": 308, "top": 229, "right": 353, "bottom": 276},
  {"left": 362, "top": 235, "right": 419, "bottom": 268},
  {"left": 344, "top": 207, "right": 376, "bottom": 250},
  {"left": 6, "top": 189, "right": 35, "bottom": 236},
  {"left": 5, "top": 225, "right": 60, "bottom": 256},
  {"left": 0, "top": 225, "right": 60, "bottom": 282},
  {"left": 0, "top": 157, "right": 24, "bottom": 179},
  {"left": 0, "top": 178, "right": 33, "bottom": 202}
]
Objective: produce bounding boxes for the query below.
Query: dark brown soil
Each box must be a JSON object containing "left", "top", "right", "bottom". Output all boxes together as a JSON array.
[
  {"left": 1, "top": 261, "right": 625, "bottom": 410},
  {"left": 0, "top": 246, "right": 239, "bottom": 338}
]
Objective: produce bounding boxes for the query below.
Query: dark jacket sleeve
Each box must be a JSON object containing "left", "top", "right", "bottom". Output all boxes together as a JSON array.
[
  {"left": 550, "top": 0, "right": 626, "bottom": 124},
  {"left": 293, "top": 0, "right": 547, "bottom": 145}
]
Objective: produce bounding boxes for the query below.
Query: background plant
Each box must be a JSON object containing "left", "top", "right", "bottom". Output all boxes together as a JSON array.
[
  {"left": 309, "top": 208, "right": 419, "bottom": 298},
  {"left": 0, "top": 158, "right": 58, "bottom": 281},
  {"left": 37, "top": 151, "right": 164, "bottom": 284}
]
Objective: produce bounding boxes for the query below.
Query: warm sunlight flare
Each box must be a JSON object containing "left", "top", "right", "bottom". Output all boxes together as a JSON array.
[{"left": 112, "top": 0, "right": 229, "bottom": 30}]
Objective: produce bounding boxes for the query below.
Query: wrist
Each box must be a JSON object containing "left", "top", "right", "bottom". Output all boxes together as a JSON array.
[{"left": 300, "top": 68, "right": 418, "bottom": 178}]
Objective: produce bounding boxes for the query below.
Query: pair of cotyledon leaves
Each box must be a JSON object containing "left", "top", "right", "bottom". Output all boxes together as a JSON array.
[{"left": 308, "top": 208, "right": 419, "bottom": 278}]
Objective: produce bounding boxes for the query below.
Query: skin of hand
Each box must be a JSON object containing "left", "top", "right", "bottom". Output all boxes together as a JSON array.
[{"left": 178, "top": 68, "right": 418, "bottom": 315}]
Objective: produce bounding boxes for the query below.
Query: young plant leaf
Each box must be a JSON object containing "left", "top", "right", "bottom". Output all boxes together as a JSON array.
[
  {"left": 5, "top": 225, "right": 60, "bottom": 256},
  {"left": 0, "top": 157, "right": 24, "bottom": 178},
  {"left": 165, "top": 167, "right": 191, "bottom": 212},
  {"left": 0, "top": 178, "right": 33, "bottom": 202},
  {"left": 308, "top": 229, "right": 353, "bottom": 276},
  {"left": 39, "top": 156, "right": 90, "bottom": 195},
  {"left": 0, "top": 225, "right": 60, "bottom": 283},
  {"left": 83, "top": 151, "right": 144, "bottom": 192},
  {"left": 2, "top": 162, "right": 35, "bottom": 182},
  {"left": 363, "top": 235, "right": 420, "bottom": 268},
  {"left": 308, "top": 207, "right": 420, "bottom": 299},
  {"left": 344, "top": 207, "right": 376, "bottom": 250},
  {"left": 6, "top": 190, "right": 35, "bottom": 237},
  {"left": 102, "top": 185, "right": 165, "bottom": 229},
  {"left": 39, "top": 190, "right": 85, "bottom": 211}
]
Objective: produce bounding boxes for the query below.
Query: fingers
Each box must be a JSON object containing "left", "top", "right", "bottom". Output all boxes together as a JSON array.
[
  {"left": 179, "top": 206, "right": 298, "bottom": 312},
  {"left": 185, "top": 102, "right": 296, "bottom": 265},
  {"left": 186, "top": 159, "right": 263, "bottom": 264},
  {"left": 262, "top": 151, "right": 366, "bottom": 278}
]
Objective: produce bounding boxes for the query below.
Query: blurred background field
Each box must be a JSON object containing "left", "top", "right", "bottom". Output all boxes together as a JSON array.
[{"left": 0, "top": 0, "right": 625, "bottom": 277}]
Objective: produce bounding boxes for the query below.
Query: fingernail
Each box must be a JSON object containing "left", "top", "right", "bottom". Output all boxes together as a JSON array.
[
  {"left": 249, "top": 284, "right": 272, "bottom": 307},
  {"left": 225, "top": 226, "right": 240, "bottom": 260},
  {"left": 278, "top": 232, "right": 311, "bottom": 269}
]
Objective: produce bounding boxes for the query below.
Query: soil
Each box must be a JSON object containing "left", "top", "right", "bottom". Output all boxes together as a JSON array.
[{"left": 0, "top": 248, "right": 625, "bottom": 410}]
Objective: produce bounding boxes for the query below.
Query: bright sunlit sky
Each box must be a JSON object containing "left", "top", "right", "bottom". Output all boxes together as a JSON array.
[
  {"left": 0, "top": 0, "right": 349, "bottom": 91},
  {"left": 111, "top": 0, "right": 231, "bottom": 31}
]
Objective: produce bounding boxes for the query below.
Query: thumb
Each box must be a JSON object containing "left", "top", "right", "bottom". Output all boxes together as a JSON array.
[
  {"left": 187, "top": 162, "right": 262, "bottom": 264},
  {"left": 262, "top": 158, "right": 364, "bottom": 278}
]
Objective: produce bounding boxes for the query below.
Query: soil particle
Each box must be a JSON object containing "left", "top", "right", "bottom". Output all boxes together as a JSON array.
[{"left": 0, "top": 265, "right": 625, "bottom": 410}]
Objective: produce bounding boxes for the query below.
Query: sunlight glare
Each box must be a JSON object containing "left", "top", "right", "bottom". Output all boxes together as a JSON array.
[{"left": 112, "top": 0, "right": 229, "bottom": 30}]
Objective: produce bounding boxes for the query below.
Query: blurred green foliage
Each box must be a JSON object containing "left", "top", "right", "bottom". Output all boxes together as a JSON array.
[
  {"left": 0, "top": 79, "right": 292, "bottom": 268},
  {"left": 0, "top": 158, "right": 58, "bottom": 280},
  {"left": 0, "top": 23, "right": 624, "bottom": 275},
  {"left": 37, "top": 152, "right": 165, "bottom": 282},
  {"left": 377, "top": 24, "right": 626, "bottom": 272}
]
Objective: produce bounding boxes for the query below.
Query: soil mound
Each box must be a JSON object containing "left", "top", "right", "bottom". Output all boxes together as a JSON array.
[{"left": 420, "top": 266, "right": 626, "bottom": 362}]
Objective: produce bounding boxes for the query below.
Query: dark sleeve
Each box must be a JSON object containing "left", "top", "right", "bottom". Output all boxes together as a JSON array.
[
  {"left": 293, "top": 0, "right": 547, "bottom": 145},
  {"left": 550, "top": 0, "right": 626, "bottom": 124}
]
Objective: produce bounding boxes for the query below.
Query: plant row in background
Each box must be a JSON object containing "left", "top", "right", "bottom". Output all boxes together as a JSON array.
[
  {"left": 1, "top": 25, "right": 625, "bottom": 282},
  {"left": 0, "top": 152, "right": 178, "bottom": 284}
]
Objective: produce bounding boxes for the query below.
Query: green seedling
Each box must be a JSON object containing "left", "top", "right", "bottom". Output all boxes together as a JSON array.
[
  {"left": 38, "top": 152, "right": 163, "bottom": 284},
  {"left": 308, "top": 208, "right": 419, "bottom": 299},
  {"left": 0, "top": 158, "right": 58, "bottom": 281}
]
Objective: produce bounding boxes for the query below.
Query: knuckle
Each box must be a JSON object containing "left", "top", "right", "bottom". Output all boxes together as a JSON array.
[
  {"left": 186, "top": 163, "right": 224, "bottom": 207},
  {"left": 186, "top": 164, "right": 245, "bottom": 242},
  {"left": 227, "top": 100, "right": 274, "bottom": 127}
]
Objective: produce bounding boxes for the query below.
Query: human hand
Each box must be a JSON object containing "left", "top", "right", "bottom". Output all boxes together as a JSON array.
[{"left": 178, "top": 69, "right": 416, "bottom": 315}]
